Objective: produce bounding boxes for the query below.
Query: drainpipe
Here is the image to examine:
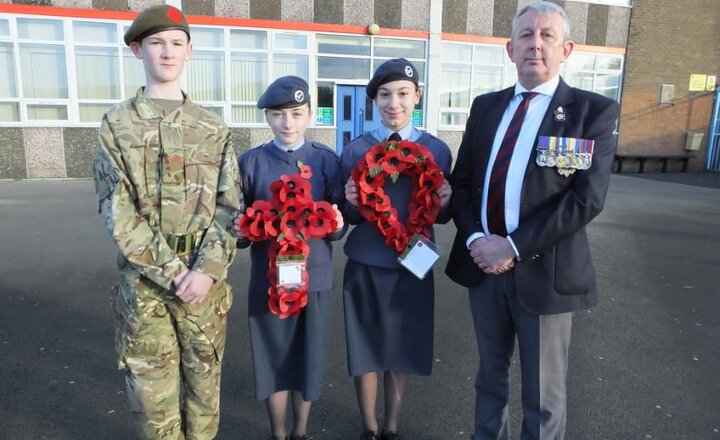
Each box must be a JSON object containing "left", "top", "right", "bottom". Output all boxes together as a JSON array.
[{"left": 425, "top": 0, "right": 443, "bottom": 136}]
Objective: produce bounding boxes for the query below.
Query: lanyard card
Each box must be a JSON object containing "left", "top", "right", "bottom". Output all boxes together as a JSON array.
[
  {"left": 397, "top": 234, "right": 441, "bottom": 280},
  {"left": 276, "top": 254, "right": 306, "bottom": 287}
]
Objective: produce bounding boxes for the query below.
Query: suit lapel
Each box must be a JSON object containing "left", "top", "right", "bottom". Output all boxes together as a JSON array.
[
  {"left": 478, "top": 87, "right": 515, "bottom": 180},
  {"left": 521, "top": 78, "right": 575, "bottom": 183}
]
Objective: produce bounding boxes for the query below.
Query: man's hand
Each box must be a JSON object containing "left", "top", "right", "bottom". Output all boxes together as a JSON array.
[
  {"left": 437, "top": 178, "right": 452, "bottom": 207},
  {"left": 175, "top": 271, "right": 214, "bottom": 304},
  {"left": 344, "top": 178, "right": 359, "bottom": 207},
  {"left": 469, "top": 235, "right": 516, "bottom": 274}
]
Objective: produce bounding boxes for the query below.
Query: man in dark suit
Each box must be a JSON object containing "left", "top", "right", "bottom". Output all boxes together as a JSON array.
[{"left": 446, "top": 2, "right": 619, "bottom": 439}]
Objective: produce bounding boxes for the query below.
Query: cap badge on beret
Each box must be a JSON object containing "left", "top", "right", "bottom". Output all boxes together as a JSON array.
[
  {"left": 167, "top": 7, "right": 183, "bottom": 24},
  {"left": 294, "top": 90, "right": 305, "bottom": 103},
  {"left": 405, "top": 65, "right": 414, "bottom": 78}
]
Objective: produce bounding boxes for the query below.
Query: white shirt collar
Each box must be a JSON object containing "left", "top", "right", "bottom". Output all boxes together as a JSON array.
[
  {"left": 273, "top": 138, "right": 305, "bottom": 152},
  {"left": 377, "top": 122, "right": 414, "bottom": 141},
  {"left": 514, "top": 75, "right": 561, "bottom": 98}
]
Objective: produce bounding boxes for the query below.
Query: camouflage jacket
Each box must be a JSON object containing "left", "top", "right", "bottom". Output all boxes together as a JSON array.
[{"left": 93, "top": 88, "right": 242, "bottom": 290}]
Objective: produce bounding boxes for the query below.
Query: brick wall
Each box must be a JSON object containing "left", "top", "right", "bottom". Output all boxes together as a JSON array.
[{"left": 618, "top": 0, "right": 720, "bottom": 171}]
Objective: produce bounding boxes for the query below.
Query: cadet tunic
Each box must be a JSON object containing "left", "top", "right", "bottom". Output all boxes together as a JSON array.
[
  {"left": 340, "top": 129, "right": 452, "bottom": 377},
  {"left": 238, "top": 140, "right": 345, "bottom": 401}
]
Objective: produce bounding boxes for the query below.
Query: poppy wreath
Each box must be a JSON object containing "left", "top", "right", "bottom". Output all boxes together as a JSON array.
[
  {"left": 351, "top": 139, "right": 444, "bottom": 254},
  {"left": 236, "top": 162, "right": 339, "bottom": 319}
]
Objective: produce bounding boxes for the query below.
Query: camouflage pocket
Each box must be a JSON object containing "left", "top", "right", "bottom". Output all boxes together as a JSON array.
[
  {"left": 111, "top": 279, "right": 142, "bottom": 369},
  {"left": 185, "top": 148, "right": 221, "bottom": 210},
  {"left": 173, "top": 282, "right": 232, "bottom": 364}
]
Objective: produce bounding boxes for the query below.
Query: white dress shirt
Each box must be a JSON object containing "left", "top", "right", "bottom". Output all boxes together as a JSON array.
[{"left": 466, "top": 76, "right": 561, "bottom": 258}]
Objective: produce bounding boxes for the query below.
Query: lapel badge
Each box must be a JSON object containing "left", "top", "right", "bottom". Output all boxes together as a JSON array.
[{"left": 553, "top": 106, "right": 566, "bottom": 122}]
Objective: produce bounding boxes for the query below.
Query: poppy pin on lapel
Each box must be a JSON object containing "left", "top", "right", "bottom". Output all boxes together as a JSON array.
[{"left": 553, "top": 106, "right": 566, "bottom": 122}]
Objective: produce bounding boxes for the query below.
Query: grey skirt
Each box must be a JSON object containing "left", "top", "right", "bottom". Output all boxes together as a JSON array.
[
  {"left": 248, "top": 287, "right": 334, "bottom": 401},
  {"left": 343, "top": 259, "right": 435, "bottom": 377}
]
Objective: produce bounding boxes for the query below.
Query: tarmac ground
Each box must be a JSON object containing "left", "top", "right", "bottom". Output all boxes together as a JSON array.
[{"left": 0, "top": 172, "right": 719, "bottom": 439}]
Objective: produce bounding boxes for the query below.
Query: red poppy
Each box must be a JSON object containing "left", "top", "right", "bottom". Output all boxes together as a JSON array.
[
  {"left": 395, "top": 141, "right": 421, "bottom": 163},
  {"left": 365, "top": 144, "right": 387, "bottom": 169},
  {"left": 306, "top": 201, "right": 338, "bottom": 237},
  {"left": 239, "top": 200, "right": 275, "bottom": 240},
  {"left": 380, "top": 149, "right": 409, "bottom": 175},
  {"left": 299, "top": 164, "right": 313, "bottom": 179},
  {"left": 275, "top": 174, "right": 311, "bottom": 203},
  {"left": 279, "top": 210, "right": 306, "bottom": 243}
]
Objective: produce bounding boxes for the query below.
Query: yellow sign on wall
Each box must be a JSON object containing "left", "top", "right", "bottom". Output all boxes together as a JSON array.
[
  {"left": 707, "top": 75, "right": 717, "bottom": 91},
  {"left": 689, "top": 74, "right": 707, "bottom": 92}
]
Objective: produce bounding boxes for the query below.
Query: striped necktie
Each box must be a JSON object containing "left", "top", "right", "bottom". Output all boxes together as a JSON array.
[{"left": 486, "top": 92, "right": 538, "bottom": 236}]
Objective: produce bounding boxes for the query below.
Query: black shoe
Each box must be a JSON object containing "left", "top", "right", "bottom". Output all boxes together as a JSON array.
[
  {"left": 359, "top": 430, "right": 379, "bottom": 440},
  {"left": 289, "top": 436, "right": 308, "bottom": 440},
  {"left": 379, "top": 432, "right": 400, "bottom": 440}
]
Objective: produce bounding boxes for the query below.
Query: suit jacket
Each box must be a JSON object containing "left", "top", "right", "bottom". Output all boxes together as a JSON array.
[{"left": 446, "top": 78, "right": 620, "bottom": 315}]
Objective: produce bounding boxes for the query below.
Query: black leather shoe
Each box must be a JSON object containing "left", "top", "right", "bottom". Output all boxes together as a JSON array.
[
  {"left": 359, "top": 430, "right": 379, "bottom": 440},
  {"left": 379, "top": 432, "right": 400, "bottom": 440}
]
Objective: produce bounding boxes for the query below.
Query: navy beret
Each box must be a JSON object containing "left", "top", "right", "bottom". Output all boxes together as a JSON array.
[
  {"left": 124, "top": 5, "right": 190, "bottom": 46},
  {"left": 257, "top": 76, "right": 310, "bottom": 109},
  {"left": 366, "top": 58, "right": 419, "bottom": 99}
]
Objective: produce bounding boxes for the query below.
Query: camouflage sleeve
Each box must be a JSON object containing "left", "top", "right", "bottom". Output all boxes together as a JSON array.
[
  {"left": 93, "top": 116, "right": 188, "bottom": 289},
  {"left": 192, "top": 135, "right": 242, "bottom": 282}
]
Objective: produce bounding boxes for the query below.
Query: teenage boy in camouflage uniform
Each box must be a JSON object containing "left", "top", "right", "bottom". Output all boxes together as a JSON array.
[{"left": 92, "top": 5, "right": 241, "bottom": 439}]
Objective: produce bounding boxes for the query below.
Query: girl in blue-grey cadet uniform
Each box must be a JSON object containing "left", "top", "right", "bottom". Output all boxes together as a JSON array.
[
  {"left": 233, "top": 75, "right": 347, "bottom": 440},
  {"left": 92, "top": 5, "right": 241, "bottom": 440},
  {"left": 341, "top": 58, "right": 453, "bottom": 440}
]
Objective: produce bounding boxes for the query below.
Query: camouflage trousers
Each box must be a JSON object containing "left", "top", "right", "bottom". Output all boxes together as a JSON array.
[{"left": 111, "top": 272, "right": 233, "bottom": 440}]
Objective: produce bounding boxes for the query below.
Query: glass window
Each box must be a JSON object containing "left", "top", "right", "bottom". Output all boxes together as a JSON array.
[
  {"left": 188, "top": 50, "right": 225, "bottom": 101},
  {"left": 566, "top": 53, "right": 596, "bottom": 71},
  {"left": 230, "top": 29, "right": 267, "bottom": 50},
  {"left": 27, "top": 104, "right": 68, "bottom": 120},
  {"left": 444, "top": 43, "right": 472, "bottom": 63},
  {"left": 18, "top": 18, "right": 63, "bottom": 40},
  {"left": 275, "top": 33, "right": 307, "bottom": 50},
  {"left": 374, "top": 38, "right": 425, "bottom": 59},
  {"left": 73, "top": 22, "right": 116, "bottom": 43},
  {"left": 318, "top": 56, "right": 370, "bottom": 80},
  {"left": 273, "top": 53, "right": 309, "bottom": 81},
  {"left": 79, "top": 103, "right": 114, "bottom": 122},
  {"left": 472, "top": 66, "right": 503, "bottom": 97},
  {"left": 231, "top": 52, "right": 267, "bottom": 102},
  {"left": 441, "top": 64, "right": 471, "bottom": 108},
  {"left": 317, "top": 34, "right": 370, "bottom": 56},
  {"left": 0, "top": 43, "right": 17, "bottom": 98},
  {"left": 123, "top": 49, "right": 145, "bottom": 98},
  {"left": 75, "top": 46, "right": 120, "bottom": 99},
  {"left": 232, "top": 105, "right": 264, "bottom": 124},
  {"left": 0, "top": 19, "right": 10, "bottom": 37},
  {"left": 594, "top": 73, "right": 621, "bottom": 100},
  {"left": 597, "top": 55, "right": 622, "bottom": 71},
  {"left": 441, "top": 112, "right": 468, "bottom": 127},
  {"left": 191, "top": 27, "right": 224, "bottom": 47},
  {"left": 474, "top": 45, "right": 504, "bottom": 65},
  {"left": 565, "top": 70, "right": 594, "bottom": 90},
  {"left": 0, "top": 102, "right": 20, "bottom": 121},
  {"left": 19, "top": 43, "right": 68, "bottom": 99}
]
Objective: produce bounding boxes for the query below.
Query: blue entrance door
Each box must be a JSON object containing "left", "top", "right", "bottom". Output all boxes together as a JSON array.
[{"left": 335, "top": 85, "right": 383, "bottom": 155}]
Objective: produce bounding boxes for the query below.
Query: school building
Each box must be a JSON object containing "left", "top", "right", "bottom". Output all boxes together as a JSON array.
[{"left": 0, "top": 0, "right": 717, "bottom": 179}]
